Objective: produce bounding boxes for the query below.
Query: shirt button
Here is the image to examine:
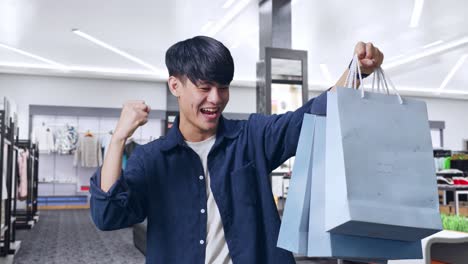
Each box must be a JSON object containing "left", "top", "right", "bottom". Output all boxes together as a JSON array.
[
  {"left": 199, "top": 175, "right": 204, "bottom": 180},
  {"left": 201, "top": 209, "right": 206, "bottom": 214},
  {"left": 200, "top": 240, "right": 205, "bottom": 245}
]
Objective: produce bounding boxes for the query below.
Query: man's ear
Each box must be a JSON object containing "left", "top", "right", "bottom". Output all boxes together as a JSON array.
[{"left": 168, "top": 76, "right": 181, "bottom": 98}]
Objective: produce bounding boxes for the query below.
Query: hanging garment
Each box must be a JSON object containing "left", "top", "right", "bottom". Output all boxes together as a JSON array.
[
  {"left": 55, "top": 125, "right": 78, "bottom": 154},
  {"left": 74, "top": 135, "right": 103, "bottom": 168},
  {"left": 17, "top": 149, "right": 29, "bottom": 200},
  {"left": 33, "top": 125, "right": 55, "bottom": 153}
]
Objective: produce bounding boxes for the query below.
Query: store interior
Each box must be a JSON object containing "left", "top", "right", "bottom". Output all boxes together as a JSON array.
[{"left": 0, "top": 0, "right": 468, "bottom": 263}]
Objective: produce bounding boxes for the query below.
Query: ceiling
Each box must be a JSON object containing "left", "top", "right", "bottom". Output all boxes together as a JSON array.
[{"left": 0, "top": 0, "right": 467, "bottom": 98}]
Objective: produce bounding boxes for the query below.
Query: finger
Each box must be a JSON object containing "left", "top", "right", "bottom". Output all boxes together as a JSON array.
[
  {"left": 126, "top": 100, "right": 145, "bottom": 105},
  {"left": 136, "top": 109, "right": 149, "bottom": 119},
  {"left": 140, "top": 118, "right": 149, "bottom": 126},
  {"left": 365, "top": 42, "right": 374, "bottom": 60},
  {"left": 144, "top": 104, "right": 151, "bottom": 113},
  {"left": 134, "top": 103, "right": 148, "bottom": 111},
  {"left": 360, "top": 58, "right": 375, "bottom": 68},
  {"left": 355, "top": 41, "right": 366, "bottom": 59},
  {"left": 377, "top": 50, "right": 384, "bottom": 66}
]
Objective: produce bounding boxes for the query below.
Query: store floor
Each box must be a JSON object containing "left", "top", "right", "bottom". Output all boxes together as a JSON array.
[
  {"left": 14, "top": 209, "right": 144, "bottom": 264},
  {"left": 12, "top": 209, "right": 349, "bottom": 264}
]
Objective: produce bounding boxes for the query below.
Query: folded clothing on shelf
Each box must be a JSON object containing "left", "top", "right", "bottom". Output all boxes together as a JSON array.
[
  {"left": 437, "top": 176, "right": 454, "bottom": 185},
  {"left": 452, "top": 177, "right": 468, "bottom": 185}
]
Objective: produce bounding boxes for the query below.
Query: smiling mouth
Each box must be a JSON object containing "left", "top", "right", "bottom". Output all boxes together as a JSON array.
[{"left": 200, "top": 107, "right": 220, "bottom": 116}]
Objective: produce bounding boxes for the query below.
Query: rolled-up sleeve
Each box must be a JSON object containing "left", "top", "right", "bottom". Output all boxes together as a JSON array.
[{"left": 89, "top": 146, "right": 148, "bottom": 231}]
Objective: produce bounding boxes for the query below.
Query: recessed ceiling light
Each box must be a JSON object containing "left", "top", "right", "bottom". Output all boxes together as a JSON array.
[
  {"left": 437, "top": 54, "right": 467, "bottom": 93},
  {"left": 71, "top": 29, "right": 166, "bottom": 76},
  {"left": 0, "top": 43, "right": 66, "bottom": 69},
  {"left": 410, "top": 0, "right": 424, "bottom": 28}
]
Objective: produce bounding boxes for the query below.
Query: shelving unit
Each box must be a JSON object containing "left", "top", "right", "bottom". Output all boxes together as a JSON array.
[{"left": 0, "top": 109, "right": 21, "bottom": 258}]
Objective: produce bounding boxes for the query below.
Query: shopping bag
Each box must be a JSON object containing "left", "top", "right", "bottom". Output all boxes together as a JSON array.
[
  {"left": 277, "top": 114, "right": 316, "bottom": 254},
  {"left": 307, "top": 115, "right": 423, "bottom": 261},
  {"left": 324, "top": 66, "right": 442, "bottom": 241}
]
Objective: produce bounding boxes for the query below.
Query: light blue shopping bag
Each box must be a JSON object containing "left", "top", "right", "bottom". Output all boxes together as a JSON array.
[
  {"left": 277, "top": 114, "right": 316, "bottom": 255},
  {"left": 307, "top": 115, "right": 423, "bottom": 261},
  {"left": 325, "top": 87, "right": 442, "bottom": 242}
]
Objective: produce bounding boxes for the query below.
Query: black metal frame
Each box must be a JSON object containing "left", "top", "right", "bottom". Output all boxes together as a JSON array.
[
  {"left": 256, "top": 47, "right": 308, "bottom": 115},
  {"left": 0, "top": 110, "right": 19, "bottom": 255},
  {"left": 15, "top": 140, "right": 39, "bottom": 230},
  {"left": 11, "top": 126, "right": 19, "bottom": 246}
]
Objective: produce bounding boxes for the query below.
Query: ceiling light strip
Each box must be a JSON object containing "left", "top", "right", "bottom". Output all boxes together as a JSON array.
[
  {"left": 0, "top": 43, "right": 66, "bottom": 68},
  {"left": 72, "top": 29, "right": 166, "bottom": 76},
  {"left": 207, "top": 0, "right": 252, "bottom": 37},
  {"left": 410, "top": 0, "right": 424, "bottom": 28},
  {"left": 319, "top": 64, "right": 333, "bottom": 83},
  {"left": 422, "top": 40, "right": 443, "bottom": 49},
  {"left": 222, "top": 0, "right": 236, "bottom": 9},
  {"left": 201, "top": 21, "right": 214, "bottom": 33},
  {"left": 383, "top": 36, "right": 468, "bottom": 70},
  {"left": 437, "top": 54, "right": 467, "bottom": 93}
]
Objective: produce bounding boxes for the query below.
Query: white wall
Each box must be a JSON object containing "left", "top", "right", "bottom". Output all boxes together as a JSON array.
[
  {"left": 224, "top": 85, "right": 256, "bottom": 113},
  {"left": 0, "top": 73, "right": 258, "bottom": 139},
  {"left": 0, "top": 73, "right": 167, "bottom": 138},
  {"left": 415, "top": 96, "right": 468, "bottom": 151}
]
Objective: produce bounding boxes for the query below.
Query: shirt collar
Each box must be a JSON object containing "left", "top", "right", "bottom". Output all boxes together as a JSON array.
[{"left": 160, "top": 115, "right": 243, "bottom": 152}]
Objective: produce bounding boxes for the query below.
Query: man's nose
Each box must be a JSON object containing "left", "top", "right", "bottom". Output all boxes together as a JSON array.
[{"left": 207, "top": 88, "right": 222, "bottom": 103}]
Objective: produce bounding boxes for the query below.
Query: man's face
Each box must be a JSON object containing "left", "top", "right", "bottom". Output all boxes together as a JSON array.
[{"left": 177, "top": 78, "right": 229, "bottom": 137}]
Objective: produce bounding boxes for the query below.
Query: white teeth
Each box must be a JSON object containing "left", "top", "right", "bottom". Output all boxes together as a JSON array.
[{"left": 201, "top": 108, "right": 218, "bottom": 113}]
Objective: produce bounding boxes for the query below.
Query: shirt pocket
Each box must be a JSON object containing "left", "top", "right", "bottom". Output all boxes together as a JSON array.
[{"left": 231, "top": 161, "right": 258, "bottom": 206}]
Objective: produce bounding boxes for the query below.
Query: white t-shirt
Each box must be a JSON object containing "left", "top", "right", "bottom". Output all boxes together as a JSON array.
[{"left": 186, "top": 136, "right": 233, "bottom": 264}]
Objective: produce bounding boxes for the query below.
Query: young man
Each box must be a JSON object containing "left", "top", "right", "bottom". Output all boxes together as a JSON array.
[{"left": 90, "top": 36, "right": 383, "bottom": 264}]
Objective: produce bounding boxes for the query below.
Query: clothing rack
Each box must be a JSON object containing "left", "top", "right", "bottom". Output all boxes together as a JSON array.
[
  {"left": 0, "top": 110, "right": 21, "bottom": 256},
  {"left": 15, "top": 140, "right": 39, "bottom": 230}
]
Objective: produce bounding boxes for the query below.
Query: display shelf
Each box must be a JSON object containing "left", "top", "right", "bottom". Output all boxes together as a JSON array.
[{"left": 38, "top": 181, "right": 77, "bottom": 184}]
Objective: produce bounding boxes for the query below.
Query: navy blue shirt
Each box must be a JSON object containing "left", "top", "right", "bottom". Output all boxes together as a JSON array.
[{"left": 90, "top": 92, "right": 327, "bottom": 264}]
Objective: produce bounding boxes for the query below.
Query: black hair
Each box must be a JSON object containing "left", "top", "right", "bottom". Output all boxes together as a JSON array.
[{"left": 165, "top": 36, "right": 234, "bottom": 86}]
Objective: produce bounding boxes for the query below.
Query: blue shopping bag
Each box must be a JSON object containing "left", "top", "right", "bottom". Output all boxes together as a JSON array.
[
  {"left": 324, "top": 86, "right": 442, "bottom": 241},
  {"left": 277, "top": 114, "right": 316, "bottom": 255},
  {"left": 307, "top": 115, "right": 423, "bottom": 261}
]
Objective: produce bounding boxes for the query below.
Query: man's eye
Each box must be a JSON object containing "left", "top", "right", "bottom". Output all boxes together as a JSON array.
[{"left": 200, "top": 87, "right": 210, "bottom": 91}]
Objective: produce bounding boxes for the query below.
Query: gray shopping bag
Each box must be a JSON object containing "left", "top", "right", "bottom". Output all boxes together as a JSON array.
[
  {"left": 307, "top": 115, "right": 422, "bottom": 261},
  {"left": 324, "top": 87, "right": 442, "bottom": 242},
  {"left": 277, "top": 114, "right": 316, "bottom": 254}
]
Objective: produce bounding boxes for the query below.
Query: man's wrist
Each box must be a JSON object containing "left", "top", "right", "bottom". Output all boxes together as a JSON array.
[
  {"left": 110, "top": 134, "right": 127, "bottom": 145},
  {"left": 348, "top": 60, "right": 371, "bottom": 79}
]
